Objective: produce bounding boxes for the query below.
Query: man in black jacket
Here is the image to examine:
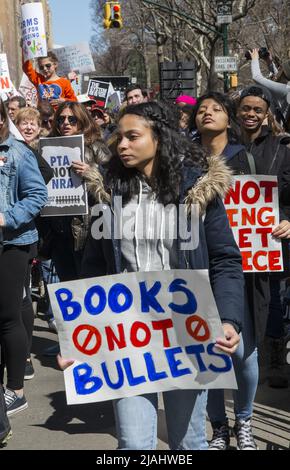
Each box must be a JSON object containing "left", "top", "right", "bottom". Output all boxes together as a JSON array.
[{"left": 237, "top": 85, "right": 290, "bottom": 388}]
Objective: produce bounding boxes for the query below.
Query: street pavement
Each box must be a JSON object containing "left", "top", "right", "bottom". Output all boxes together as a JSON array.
[{"left": 2, "top": 316, "right": 290, "bottom": 451}]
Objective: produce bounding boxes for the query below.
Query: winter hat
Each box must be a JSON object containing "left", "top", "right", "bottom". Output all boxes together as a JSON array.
[
  {"left": 175, "top": 95, "right": 197, "bottom": 106},
  {"left": 240, "top": 86, "right": 272, "bottom": 108}
]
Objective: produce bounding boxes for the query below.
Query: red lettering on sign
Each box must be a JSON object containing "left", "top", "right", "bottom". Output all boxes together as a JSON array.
[
  {"left": 72, "top": 324, "right": 102, "bottom": 356},
  {"left": 241, "top": 181, "right": 260, "bottom": 204},
  {"left": 105, "top": 323, "right": 126, "bottom": 351},
  {"left": 241, "top": 208, "right": 255, "bottom": 226},
  {"left": 256, "top": 227, "right": 272, "bottom": 247},
  {"left": 152, "top": 319, "right": 173, "bottom": 347},
  {"left": 252, "top": 251, "right": 268, "bottom": 271},
  {"left": 0, "top": 77, "right": 10, "bottom": 90},
  {"left": 260, "top": 180, "right": 277, "bottom": 203},
  {"left": 257, "top": 207, "right": 275, "bottom": 226},
  {"left": 269, "top": 251, "right": 282, "bottom": 271},
  {"left": 224, "top": 181, "right": 241, "bottom": 204},
  {"left": 241, "top": 251, "right": 253, "bottom": 271},
  {"left": 185, "top": 315, "right": 210, "bottom": 342},
  {"left": 226, "top": 208, "right": 238, "bottom": 227},
  {"left": 239, "top": 228, "right": 252, "bottom": 248},
  {"left": 130, "top": 321, "right": 151, "bottom": 347}
]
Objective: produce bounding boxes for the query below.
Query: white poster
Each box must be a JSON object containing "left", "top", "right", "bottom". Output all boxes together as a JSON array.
[
  {"left": 21, "top": 2, "right": 47, "bottom": 61},
  {"left": 48, "top": 270, "right": 237, "bottom": 405},
  {"left": 224, "top": 175, "right": 283, "bottom": 272},
  {"left": 19, "top": 73, "right": 38, "bottom": 107},
  {"left": 52, "top": 42, "right": 95, "bottom": 76},
  {"left": 0, "top": 54, "right": 12, "bottom": 93},
  {"left": 39, "top": 135, "right": 88, "bottom": 216}
]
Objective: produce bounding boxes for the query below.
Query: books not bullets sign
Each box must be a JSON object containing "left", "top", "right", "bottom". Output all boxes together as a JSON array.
[{"left": 39, "top": 135, "right": 88, "bottom": 216}]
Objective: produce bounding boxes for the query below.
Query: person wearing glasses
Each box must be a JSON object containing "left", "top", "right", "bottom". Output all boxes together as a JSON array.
[
  {"left": 45, "top": 101, "right": 111, "bottom": 282},
  {"left": 22, "top": 50, "right": 77, "bottom": 108}
]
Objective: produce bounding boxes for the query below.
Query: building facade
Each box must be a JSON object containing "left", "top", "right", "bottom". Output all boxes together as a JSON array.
[{"left": 0, "top": 0, "right": 53, "bottom": 88}]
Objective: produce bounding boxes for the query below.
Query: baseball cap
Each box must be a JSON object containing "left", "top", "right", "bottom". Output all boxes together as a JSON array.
[
  {"left": 91, "top": 106, "right": 105, "bottom": 118},
  {"left": 77, "top": 94, "right": 96, "bottom": 105},
  {"left": 240, "top": 86, "right": 272, "bottom": 107}
]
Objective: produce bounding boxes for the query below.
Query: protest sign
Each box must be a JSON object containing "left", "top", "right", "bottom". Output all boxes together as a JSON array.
[
  {"left": 106, "top": 90, "right": 122, "bottom": 113},
  {"left": 19, "top": 73, "right": 38, "bottom": 107},
  {"left": 21, "top": 2, "right": 47, "bottom": 61},
  {"left": 39, "top": 135, "right": 88, "bottom": 216},
  {"left": 0, "top": 54, "right": 12, "bottom": 93},
  {"left": 48, "top": 269, "right": 236, "bottom": 405},
  {"left": 224, "top": 175, "right": 283, "bottom": 272},
  {"left": 52, "top": 42, "right": 95, "bottom": 76},
  {"left": 87, "top": 79, "right": 111, "bottom": 108}
]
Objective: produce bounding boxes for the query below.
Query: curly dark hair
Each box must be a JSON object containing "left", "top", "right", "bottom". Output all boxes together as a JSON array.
[
  {"left": 190, "top": 92, "right": 241, "bottom": 144},
  {"left": 105, "top": 101, "right": 208, "bottom": 205}
]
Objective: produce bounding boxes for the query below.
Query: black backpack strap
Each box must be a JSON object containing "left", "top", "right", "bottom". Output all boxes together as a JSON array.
[{"left": 246, "top": 151, "right": 256, "bottom": 174}]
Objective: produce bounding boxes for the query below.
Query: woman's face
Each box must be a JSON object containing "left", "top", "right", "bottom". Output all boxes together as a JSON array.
[
  {"left": 17, "top": 118, "right": 40, "bottom": 144},
  {"left": 195, "top": 98, "right": 229, "bottom": 135},
  {"left": 57, "top": 108, "right": 79, "bottom": 136},
  {"left": 117, "top": 114, "right": 158, "bottom": 177},
  {"left": 0, "top": 111, "right": 4, "bottom": 130}
]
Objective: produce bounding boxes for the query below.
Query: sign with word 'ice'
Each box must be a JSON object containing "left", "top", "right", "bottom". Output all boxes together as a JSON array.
[
  {"left": 48, "top": 270, "right": 237, "bottom": 405},
  {"left": 224, "top": 175, "right": 283, "bottom": 272}
]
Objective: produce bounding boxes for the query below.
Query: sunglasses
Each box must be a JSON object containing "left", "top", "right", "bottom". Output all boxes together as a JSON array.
[
  {"left": 57, "top": 115, "right": 78, "bottom": 126},
  {"left": 39, "top": 63, "right": 53, "bottom": 71}
]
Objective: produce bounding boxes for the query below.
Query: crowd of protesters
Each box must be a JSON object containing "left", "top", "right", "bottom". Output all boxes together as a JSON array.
[{"left": 0, "top": 43, "right": 290, "bottom": 451}]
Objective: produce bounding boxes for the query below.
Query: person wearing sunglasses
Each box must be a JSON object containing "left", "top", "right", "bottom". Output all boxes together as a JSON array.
[
  {"left": 43, "top": 101, "right": 111, "bottom": 283},
  {"left": 22, "top": 50, "right": 77, "bottom": 108}
]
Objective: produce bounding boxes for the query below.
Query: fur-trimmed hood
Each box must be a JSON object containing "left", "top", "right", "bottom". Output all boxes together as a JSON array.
[
  {"left": 84, "top": 154, "right": 232, "bottom": 213},
  {"left": 184, "top": 154, "right": 233, "bottom": 214}
]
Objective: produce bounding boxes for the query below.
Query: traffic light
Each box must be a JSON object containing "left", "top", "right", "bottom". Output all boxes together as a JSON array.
[
  {"left": 103, "top": 2, "right": 122, "bottom": 29},
  {"left": 103, "top": 2, "right": 111, "bottom": 29},
  {"left": 229, "top": 73, "right": 238, "bottom": 88},
  {"left": 111, "top": 2, "right": 122, "bottom": 29}
]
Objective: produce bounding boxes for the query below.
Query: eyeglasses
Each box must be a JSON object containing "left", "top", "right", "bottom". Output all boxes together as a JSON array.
[
  {"left": 39, "top": 63, "right": 52, "bottom": 71},
  {"left": 57, "top": 115, "right": 78, "bottom": 126},
  {"left": 42, "top": 118, "right": 54, "bottom": 126}
]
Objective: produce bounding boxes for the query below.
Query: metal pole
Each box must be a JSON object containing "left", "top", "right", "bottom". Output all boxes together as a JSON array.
[{"left": 222, "top": 23, "right": 229, "bottom": 93}]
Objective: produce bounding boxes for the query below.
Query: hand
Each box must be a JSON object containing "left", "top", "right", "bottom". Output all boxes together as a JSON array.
[
  {"left": 215, "top": 323, "right": 240, "bottom": 355},
  {"left": 71, "top": 161, "right": 90, "bottom": 177},
  {"left": 0, "top": 213, "right": 5, "bottom": 227},
  {"left": 57, "top": 354, "right": 75, "bottom": 370},
  {"left": 272, "top": 220, "right": 290, "bottom": 239},
  {"left": 49, "top": 98, "right": 65, "bottom": 107},
  {"left": 249, "top": 48, "right": 259, "bottom": 60}
]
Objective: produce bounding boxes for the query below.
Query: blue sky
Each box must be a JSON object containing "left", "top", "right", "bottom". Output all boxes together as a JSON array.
[{"left": 49, "top": 0, "right": 93, "bottom": 46}]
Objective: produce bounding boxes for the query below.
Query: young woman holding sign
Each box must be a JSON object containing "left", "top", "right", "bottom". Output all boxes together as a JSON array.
[
  {"left": 60, "top": 101, "right": 244, "bottom": 450},
  {"left": 192, "top": 91, "right": 290, "bottom": 450}
]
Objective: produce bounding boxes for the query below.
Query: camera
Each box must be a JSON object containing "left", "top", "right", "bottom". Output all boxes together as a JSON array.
[{"left": 245, "top": 48, "right": 270, "bottom": 60}]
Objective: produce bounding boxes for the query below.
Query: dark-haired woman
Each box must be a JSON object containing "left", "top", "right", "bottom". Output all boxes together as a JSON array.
[
  {"left": 0, "top": 99, "right": 47, "bottom": 415},
  {"left": 61, "top": 101, "right": 244, "bottom": 450},
  {"left": 192, "top": 91, "right": 290, "bottom": 450},
  {"left": 46, "top": 101, "right": 111, "bottom": 281}
]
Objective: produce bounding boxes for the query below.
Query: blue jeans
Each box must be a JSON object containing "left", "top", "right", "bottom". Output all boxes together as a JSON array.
[
  {"left": 114, "top": 389, "right": 208, "bottom": 450},
  {"left": 207, "top": 290, "right": 258, "bottom": 423}
]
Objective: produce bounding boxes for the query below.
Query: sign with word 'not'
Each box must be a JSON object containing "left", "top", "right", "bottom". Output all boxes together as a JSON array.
[
  {"left": 48, "top": 270, "right": 237, "bottom": 405},
  {"left": 224, "top": 175, "right": 283, "bottom": 272},
  {"left": 214, "top": 56, "right": 237, "bottom": 72}
]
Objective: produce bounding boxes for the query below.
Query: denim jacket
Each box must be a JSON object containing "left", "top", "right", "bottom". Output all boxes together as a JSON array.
[{"left": 0, "top": 134, "right": 48, "bottom": 245}]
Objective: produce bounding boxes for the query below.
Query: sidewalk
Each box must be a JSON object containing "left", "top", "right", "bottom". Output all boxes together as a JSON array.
[{"left": 2, "top": 316, "right": 290, "bottom": 450}]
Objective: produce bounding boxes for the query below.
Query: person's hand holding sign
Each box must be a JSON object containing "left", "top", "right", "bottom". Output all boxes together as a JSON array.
[
  {"left": 272, "top": 220, "right": 290, "bottom": 239},
  {"left": 215, "top": 323, "right": 240, "bottom": 355},
  {"left": 71, "top": 161, "right": 90, "bottom": 177},
  {"left": 57, "top": 354, "right": 75, "bottom": 370}
]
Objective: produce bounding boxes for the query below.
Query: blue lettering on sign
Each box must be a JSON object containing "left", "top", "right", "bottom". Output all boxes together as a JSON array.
[
  {"left": 185, "top": 344, "right": 207, "bottom": 372},
  {"left": 101, "top": 360, "right": 124, "bottom": 389},
  {"left": 55, "top": 288, "right": 81, "bottom": 321},
  {"left": 207, "top": 343, "right": 232, "bottom": 372},
  {"left": 84, "top": 285, "right": 107, "bottom": 315},
  {"left": 73, "top": 363, "right": 103, "bottom": 394},
  {"left": 139, "top": 281, "right": 165, "bottom": 313},
  {"left": 144, "top": 352, "right": 168, "bottom": 381},
  {"left": 122, "top": 358, "right": 146, "bottom": 386},
  {"left": 168, "top": 279, "right": 197, "bottom": 314},
  {"left": 108, "top": 283, "right": 133, "bottom": 313},
  {"left": 165, "top": 347, "right": 192, "bottom": 377}
]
